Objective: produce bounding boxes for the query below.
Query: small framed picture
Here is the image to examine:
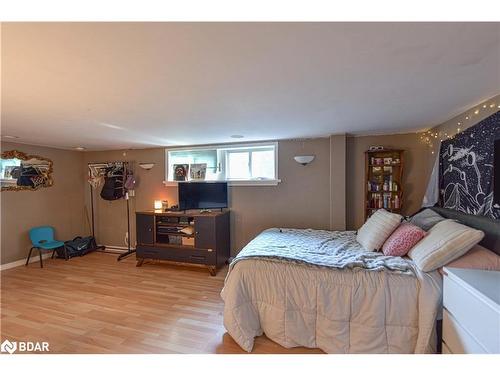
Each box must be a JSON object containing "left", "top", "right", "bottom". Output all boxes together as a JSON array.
[
  {"left": 173, "top": 164, "right": 189, "bottom": 181},
  {"left": 190, "top": 163, "right": 207, "bottom": 180}
]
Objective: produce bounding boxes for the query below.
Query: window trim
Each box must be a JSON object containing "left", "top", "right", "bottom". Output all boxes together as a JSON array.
[{"left": 164, "top": 141, "right": 280, "bottom": 186}]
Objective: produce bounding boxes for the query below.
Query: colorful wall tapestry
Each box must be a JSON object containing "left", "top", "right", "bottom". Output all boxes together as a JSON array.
[{"left": 439, "top": 111, "right": 500, "bottom": 219}]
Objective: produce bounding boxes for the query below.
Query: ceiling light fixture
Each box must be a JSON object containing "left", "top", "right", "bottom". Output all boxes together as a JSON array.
[
  {"left": 75, "top": 147, "right": 86, "bottom": 151},
  {"left": 230, "top": 135, "right": 244, "bottom": 139},
  {"left": 2, "top": 135, "right": 19, "bottom": 139}
]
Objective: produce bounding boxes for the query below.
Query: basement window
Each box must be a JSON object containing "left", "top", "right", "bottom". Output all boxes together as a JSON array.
[{"left": 165, "top": 142, "right": 279, "bottom": 186}]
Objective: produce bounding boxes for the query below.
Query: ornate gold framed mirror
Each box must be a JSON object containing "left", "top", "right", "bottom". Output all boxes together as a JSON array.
[{"left": 1, "top": 150, "right": 54, "bottom": 191}]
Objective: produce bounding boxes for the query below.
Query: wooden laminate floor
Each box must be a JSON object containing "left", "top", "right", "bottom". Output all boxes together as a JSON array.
[{"left": 0, "top": 252, "right": 322, "bottom": 354}]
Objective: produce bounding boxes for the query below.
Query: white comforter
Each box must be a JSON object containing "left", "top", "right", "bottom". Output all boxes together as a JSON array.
[{"left": 221, "top": 230, "right": 442, "bottom": 353}]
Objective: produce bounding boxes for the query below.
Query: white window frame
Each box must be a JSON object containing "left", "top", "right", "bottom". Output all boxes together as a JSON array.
[{"left": 164, "top": 141, "right": 280, "bottom": 186}]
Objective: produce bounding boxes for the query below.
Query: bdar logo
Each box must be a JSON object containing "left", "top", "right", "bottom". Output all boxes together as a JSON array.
[
  {"left": 1, "top": 339, "right": 49, "bottom": 354},
  {"left": 1, "top": 339, "right": 17, "bottom": 354}
]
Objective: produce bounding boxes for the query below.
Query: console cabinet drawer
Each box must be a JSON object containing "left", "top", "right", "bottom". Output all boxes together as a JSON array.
[
  {"left": 136, "top": 245, "right": 216, "bottom": 265},
  {"left": 136, "top": 246, "right": 161, "bottom": 258}
]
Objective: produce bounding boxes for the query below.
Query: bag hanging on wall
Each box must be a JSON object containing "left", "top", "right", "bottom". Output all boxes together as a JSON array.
[
  {"left": 124, "top": 174, "right": 136, "bottom": 190},
  {"left": 100, "top": 176, "right": 123, "bottom": 200}
]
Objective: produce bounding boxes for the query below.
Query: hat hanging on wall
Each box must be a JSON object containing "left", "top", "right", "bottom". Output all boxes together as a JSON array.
[
  {"left": 139, "top": 163, "right": 155, "bottom": 170},
  {"left": 294, "top": 155, "right": 315, "bottom": 166}
]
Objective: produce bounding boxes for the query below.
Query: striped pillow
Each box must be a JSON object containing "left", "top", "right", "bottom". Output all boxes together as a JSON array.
[
  {"left": 408, "top": 219, "right": 485, "bottom": 272},
  {"left": 356, "top": 209, "right": 402, "bottom": 251}
]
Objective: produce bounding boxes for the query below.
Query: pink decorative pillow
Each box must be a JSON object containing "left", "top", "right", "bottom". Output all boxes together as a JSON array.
[{"left": 382, "top": 223, "right": 426, "bottom": 257}]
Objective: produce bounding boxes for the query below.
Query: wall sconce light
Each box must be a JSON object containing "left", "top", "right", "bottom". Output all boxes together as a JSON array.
[
  {"left": 294, "top": 155, "right": 315, "bottom": 166},
  {"left": 154, "top": 200, "right": 163, "bottom": 210},
  {"left": 139, "top": 163, "right": 155, "bottom": 170}
]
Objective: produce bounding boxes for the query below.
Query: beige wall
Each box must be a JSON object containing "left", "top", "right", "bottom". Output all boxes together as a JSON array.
[
  {"left": 3, "top": 96, "right": 497, "bottom": 263},
  {"left": 1, "top": 142, "right": 85, "bottom": 264},
  {"left": 83, "top": 139, "right": 331, "bottom": 255},
  {"left": 81, "top": 132, "right": 433, "bottom": 254},
  {"left": 85, "top": 132, "right": 430, "bottom": 252},
  {"left": 330, "top": 134, "right": 347, "bottom": 230},
  {"left": 346, "top": 94, "right": 499, "bottom": 230},
  {"left": 346, "top": 133, "right": 431, "bottom": 230}
]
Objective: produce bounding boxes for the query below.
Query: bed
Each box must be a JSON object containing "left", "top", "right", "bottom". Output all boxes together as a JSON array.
[
  {"left": 221, "top": 228, "right": 442, "bottom": 353},
  {"left": 220, "top": 207, "right": 500, "bottom": 354}
]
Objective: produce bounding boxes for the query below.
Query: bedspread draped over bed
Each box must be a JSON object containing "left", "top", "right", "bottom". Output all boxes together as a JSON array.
[{"left": 221, "top": 228, "right": 442, "bottom": 353}]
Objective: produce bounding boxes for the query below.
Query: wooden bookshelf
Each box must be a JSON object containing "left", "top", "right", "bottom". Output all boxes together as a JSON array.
[{"left": 364, "top": 149, "right": 404, "bottom": 221}]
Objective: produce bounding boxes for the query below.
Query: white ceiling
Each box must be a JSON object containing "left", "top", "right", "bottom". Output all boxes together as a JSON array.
[{"left": 2, "top": 22, "right": 499, "bottom": 150}]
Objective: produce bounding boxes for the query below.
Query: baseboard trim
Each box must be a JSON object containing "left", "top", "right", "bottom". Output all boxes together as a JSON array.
[
  {"left": 1, "top": 246, "right": 137, "bottom": 271},
  {"left": 99, "top": 245, "right": 136, "bottom": 254},
  {"left": 1, "top": 252, "right": 53, "bottom": 271}
]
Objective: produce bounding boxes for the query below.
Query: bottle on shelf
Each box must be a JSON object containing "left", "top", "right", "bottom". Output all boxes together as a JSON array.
[{"left": 394, "top": 194, "right": 400, "bottom": 209}]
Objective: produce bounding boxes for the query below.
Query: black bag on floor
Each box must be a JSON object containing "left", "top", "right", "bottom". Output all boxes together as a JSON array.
[{"left": 57, "top": 236, "right": 97, "bottom": 258}]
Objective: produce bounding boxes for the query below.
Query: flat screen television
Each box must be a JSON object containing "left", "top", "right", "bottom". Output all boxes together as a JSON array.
[
  {"left": 178, "top": 182, "right": 228, "bottom": 211},
  {"left": 494, "top": 139, "right": 500, "bottom": 207}
]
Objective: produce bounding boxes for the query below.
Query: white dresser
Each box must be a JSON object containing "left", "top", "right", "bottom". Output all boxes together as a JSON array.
[{"left": 442, "top": 267, "right": 500, "bottom": 354}]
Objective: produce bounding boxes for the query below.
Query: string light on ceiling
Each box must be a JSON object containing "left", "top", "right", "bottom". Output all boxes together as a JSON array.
[{"left": 418, "top": 101, "right": 498, "bottom": 154}]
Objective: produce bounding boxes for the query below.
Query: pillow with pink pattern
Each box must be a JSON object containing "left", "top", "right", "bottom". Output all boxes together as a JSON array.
[{"left": 382, "top": 223, "right": 426, "bottom": 257}]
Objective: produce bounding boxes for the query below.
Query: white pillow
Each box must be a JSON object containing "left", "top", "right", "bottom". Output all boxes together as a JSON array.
[
  {"left": 356, "top": 209, "right": 402, "bottom": 251},
  {"left": 408, "top": 219, "right": 485, "bottom": 272}
]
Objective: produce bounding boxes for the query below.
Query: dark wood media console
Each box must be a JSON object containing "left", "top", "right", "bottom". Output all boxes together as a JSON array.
[{"left": 135, "top": 210, "right": 230, "bottom": 276}]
